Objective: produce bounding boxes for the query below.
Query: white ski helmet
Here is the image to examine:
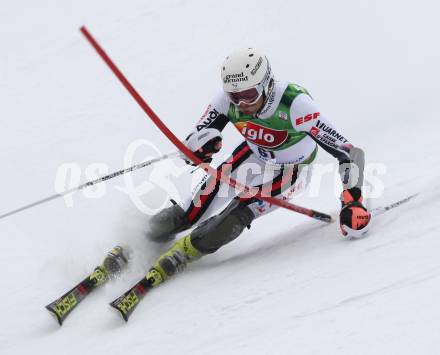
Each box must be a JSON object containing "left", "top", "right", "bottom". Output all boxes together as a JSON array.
[{"left": 221, "top": 48, "right": 274, "bottom": 104}]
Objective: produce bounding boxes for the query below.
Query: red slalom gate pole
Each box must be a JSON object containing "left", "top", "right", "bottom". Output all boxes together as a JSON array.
[{"left": 79, "top": 26, "right": 332, "bottom": 223}]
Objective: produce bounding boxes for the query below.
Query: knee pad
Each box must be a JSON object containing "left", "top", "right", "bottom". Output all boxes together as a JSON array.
[
  {"left": 191, "top": 199, "right": 256, "bottom": 254},
  {"left": 147, "top": 204, "right": 191, "bottom": 243}
]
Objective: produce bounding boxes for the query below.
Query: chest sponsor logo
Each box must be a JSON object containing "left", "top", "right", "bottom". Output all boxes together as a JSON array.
[
  {"left": 296, "top": 112, "right": 320, "bottom": 125},
  {"left": 235, "top": 121, "right": 288, "bottom": 148},
  {"left": 196, "top": 107, "right": 220, "bottom": 131},
  {"left": 314, "top": 120, "right": 348, "bottom": 143}
]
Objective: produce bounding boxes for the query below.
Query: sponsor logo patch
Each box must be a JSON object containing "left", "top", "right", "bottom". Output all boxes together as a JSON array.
[
  {"left": 235, "top": 121, "right": 288, "bottom": 148},
  {"left": 256, "top": 199, "right": 267, "bottom": 214},
  {"left": 250, "top": 57, "right": 263, "bottom": 75},
  {"left": 259, "top": 89, "right": 276, "bottom": 116},
  {"left": 196, "top": 108, "right": 220, "bottom": 131},
  {"left": 224, "top": 72, "right": 248, "bottom": 84},
  {"left": 314, "top": 120, "right": 348, "bottom": 143},
  {"left": 310, "top": 127, "right": 320, "bottom": 137},
  {"left": 296, "top": 112, "right": 320, "bottom": 125},
  {"left": 279, "top": 111, "right": 288, "bottom": 121}
]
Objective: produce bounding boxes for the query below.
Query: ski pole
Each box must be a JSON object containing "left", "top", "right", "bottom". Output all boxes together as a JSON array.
[{"left": 0, "top": 150, "right": 180, "bottom": 220}]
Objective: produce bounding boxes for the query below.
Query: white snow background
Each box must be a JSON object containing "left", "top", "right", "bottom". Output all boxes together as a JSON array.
[{"left": 1, "top": 0, "right": 440, "bottom": 354}]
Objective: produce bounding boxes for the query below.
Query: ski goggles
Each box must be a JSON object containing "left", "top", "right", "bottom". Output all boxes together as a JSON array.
[{"left": 227, "top": 85, "right": 263, "bottom": 105}]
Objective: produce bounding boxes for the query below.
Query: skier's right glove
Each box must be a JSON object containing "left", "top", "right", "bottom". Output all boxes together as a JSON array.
[
  {"left": 183, "top": 128, "right": 223, "bottom": 165},
  {"left": 339, "top": 187, "right": 371, "bottom": 238}
]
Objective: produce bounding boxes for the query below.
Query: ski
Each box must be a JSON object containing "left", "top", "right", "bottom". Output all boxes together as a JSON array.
[
  {"left": 109, "top": 276, "right": 154, "bottom": 322},
  {"left": 46, "top": 246, "right": 128, "bottom": 325},
  {"left": 46, "top": 266, "right": 108, "bottom": 325}
]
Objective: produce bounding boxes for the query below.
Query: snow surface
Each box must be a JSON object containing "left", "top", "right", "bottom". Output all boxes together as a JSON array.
[{"left": 1, "top": 0, "right": 440, "bottom": 354}]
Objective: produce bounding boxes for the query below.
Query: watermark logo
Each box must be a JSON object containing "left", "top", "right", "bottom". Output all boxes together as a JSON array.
[{"left": 55, "top": 139, "right": 387, "bottom": 215}]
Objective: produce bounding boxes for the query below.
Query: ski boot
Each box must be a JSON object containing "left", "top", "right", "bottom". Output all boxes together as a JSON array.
[
  {"left": 90, "top": 246, "right": 129, "bottom": 286},
  {"left": 102, "top": 246, "right": 129, "bottom": 275},
  {"left": 146, "top": 235, "right": 201, "bottom": 287}
]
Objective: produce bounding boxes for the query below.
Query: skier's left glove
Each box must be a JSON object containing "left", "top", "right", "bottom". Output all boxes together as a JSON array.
[
  {"left": 183, "top": 128, "right": 223, "bottom": 165},
  {"left": 339, "top": 187, "right": 371, "bottom": 238}
]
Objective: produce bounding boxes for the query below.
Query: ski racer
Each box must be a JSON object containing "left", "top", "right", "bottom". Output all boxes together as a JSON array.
[{"left": 141, "top": 48, "right": 372, "bottom": 287}]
